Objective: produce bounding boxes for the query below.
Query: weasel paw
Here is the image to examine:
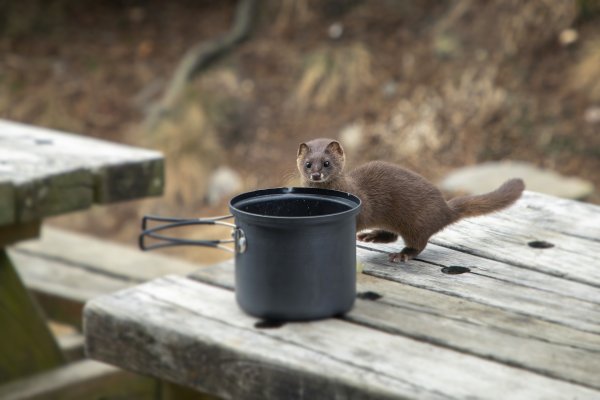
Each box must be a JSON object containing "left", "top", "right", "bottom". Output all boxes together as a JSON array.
[
  {"left": 357, "top": 230, "right": 398, "bottom": 243},
  {"left": 388, "top": 247, "right": 420, "bottom": 263},
  {"left": 388, "top": 252, "right": 409, "bottom": 263}
]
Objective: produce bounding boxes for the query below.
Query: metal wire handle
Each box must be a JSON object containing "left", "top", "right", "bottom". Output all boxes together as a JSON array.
[{"left": 139, "top": 214, "right": 244, "bottom": 253}]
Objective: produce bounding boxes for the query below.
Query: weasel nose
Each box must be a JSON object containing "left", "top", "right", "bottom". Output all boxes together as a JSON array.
[{"left": 310, "top": 172, "right": 322, "bottom": 181}]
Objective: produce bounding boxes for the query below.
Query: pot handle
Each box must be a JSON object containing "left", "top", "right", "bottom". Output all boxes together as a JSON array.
[{"left": 139, "top": 214, "right": 246, "bottom": 254}]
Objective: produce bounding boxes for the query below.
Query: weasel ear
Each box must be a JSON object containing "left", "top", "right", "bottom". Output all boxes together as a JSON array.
[
  {"left": 326, "top": 140, "right": 344, "bottom": 156},
  {"left": 297, "top": 143, "right": 309, "bottom": 157}
]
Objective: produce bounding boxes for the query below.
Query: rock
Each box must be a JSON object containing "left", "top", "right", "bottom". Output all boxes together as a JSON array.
[
  {"left": 584, "top": 107, "right": 600, "bottom": 124},
  {"left": 328, "top": 23, "right": 344, "bottom": 40},
  {"left": 205, "top": 166, "right": 243, "bottom": 206},
  {"left": 339, "top": 123, "right": 363, "bottom": 155},
  {"left": 558, "top": 28, "right": 578, "bottom": 46},
  {"left": 440, "top": 161, "right": 594, "bottom": 200},
  {"left": 382, "top": 80, "right": 397, "bottom": 99}
]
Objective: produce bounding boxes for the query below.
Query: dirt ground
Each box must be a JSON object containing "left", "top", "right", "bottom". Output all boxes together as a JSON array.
[{"left": 1, "top": 0, "right": 599, "bottom": 264}]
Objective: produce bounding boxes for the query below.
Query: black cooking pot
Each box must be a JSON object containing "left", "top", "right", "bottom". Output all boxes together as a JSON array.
[{"left": 139, "top": 187, "right": 361, "bottom": 321}]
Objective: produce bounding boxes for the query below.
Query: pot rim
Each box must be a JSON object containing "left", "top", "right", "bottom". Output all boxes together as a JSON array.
[{"left": 229, "top": 187, "right": 361, "bottom": 226}]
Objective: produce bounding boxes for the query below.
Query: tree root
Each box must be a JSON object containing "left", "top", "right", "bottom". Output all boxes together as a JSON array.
[{"left": 145, "top": 0, "right": 258, "bottom": 131}]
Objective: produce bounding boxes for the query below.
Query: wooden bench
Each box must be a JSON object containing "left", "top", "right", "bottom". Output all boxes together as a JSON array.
[
  {"left": 0, "top": 120, "right": 214, "bottom": 399},
  {"left": 1, "top": 226, "right": 210, "bottom": 400},
  {"left": 11, "top": 226, "right": 201, "bottom": 329},
  {"left": 0, "top": 119, "right": 163, "bottom": 385}
]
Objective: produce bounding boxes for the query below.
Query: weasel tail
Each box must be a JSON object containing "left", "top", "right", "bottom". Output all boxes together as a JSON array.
[{"left": 447, "top": 178, "right": 525, "bottom": 222}]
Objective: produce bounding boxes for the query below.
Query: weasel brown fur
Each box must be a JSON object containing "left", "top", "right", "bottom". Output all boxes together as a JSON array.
[{"left": 297, "top": 138, "right": 525, "bottom": 262}]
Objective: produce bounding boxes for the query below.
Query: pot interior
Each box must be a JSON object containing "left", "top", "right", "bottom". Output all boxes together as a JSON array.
[{"left": 231, "top": 187, "right": 360, "bottom": 218}]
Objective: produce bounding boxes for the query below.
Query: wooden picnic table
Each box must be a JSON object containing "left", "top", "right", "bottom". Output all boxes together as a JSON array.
[
  {"left": 84, "top": 189, "right": 600, "bottom": 399},
  {"left": 0, "top": 119, "right": 163, "bottom": 383}
]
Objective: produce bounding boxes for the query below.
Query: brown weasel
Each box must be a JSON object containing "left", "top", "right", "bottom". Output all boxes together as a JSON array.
[{"left": 297, "top": 138, "right": 525, "bottom": 262}]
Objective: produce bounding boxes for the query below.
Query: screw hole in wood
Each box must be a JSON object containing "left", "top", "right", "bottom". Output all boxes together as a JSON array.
[
  {"left": 528, "top": 240, "right": 554, "bottom": 249},
  {"left": 441, "top": 266, "right": 471, "bottom": 275},
  {"left": 357, "top": 291, "right": 382, "bottom": 301},
  {"left": 254, "top": 320, "right": 285, "bottom": 329}
]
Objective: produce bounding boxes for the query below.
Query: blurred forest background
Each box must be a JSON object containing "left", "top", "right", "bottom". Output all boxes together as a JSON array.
[{"left": 1, "top": 0, "right": 599, "bottom": 264}]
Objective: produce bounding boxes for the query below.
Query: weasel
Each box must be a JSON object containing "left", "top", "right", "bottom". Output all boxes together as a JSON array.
[{"left": 297, "top": 138, "right": 525, "bottom": 262}]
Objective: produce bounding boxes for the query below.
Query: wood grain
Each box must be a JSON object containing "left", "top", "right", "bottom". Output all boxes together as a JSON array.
[
  {"left": 14, "top": 226, "right": 199, "bottom": 281},
  {"left": 495, "top": 191, "right": 600, "bottom": 242},
  {"left": 431, "top": 219, "right": 600, "bottom": 286},
  {"left": 191, "top": 261, "right": 600, "bottom": 390},
  {"left": 10, "top": 226, "right": 201, "bottom": 327},
  {"left": 360, "top": 239, "right": 599, "bottom": 305},
  {"left": 82, "top": 192, "right": 600, "bottom": 398},
  {"left": 357, "top": 246, "right": 600, "bottom": 334},
  {"left": 425, "top": 193, "right": 600, "bottom": 288},
  {"left": 0, "top": 119, "right": 164, "bottom": 224},
  {"left": 84, "top": 276, "right": 600, "bottom": 399}
]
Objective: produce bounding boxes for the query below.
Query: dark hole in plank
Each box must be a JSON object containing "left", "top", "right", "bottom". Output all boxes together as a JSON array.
[
  {"left": 441, "top": 266, "right": 471, "bottom": 275},
  {"left": 528, "top": 240, "right": 554, "bottom": 249},
  {"left": 254, "top": 320, "right": 285, "bottom": 329},
  {"left": 357, "top": 291, "right": 382, "bottom": 300}
]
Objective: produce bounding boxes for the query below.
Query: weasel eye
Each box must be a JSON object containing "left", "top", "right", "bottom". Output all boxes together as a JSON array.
[
  {"left": 324, "top": 161, "right": 330, "bottom": 168},
  {"left": 305, "top": 162, "right": 312, "bottom": 169}
]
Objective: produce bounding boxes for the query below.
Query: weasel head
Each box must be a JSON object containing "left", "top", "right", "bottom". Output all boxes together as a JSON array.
[{"left": 297, "top": 138, "right": 345, "bottom": 186}]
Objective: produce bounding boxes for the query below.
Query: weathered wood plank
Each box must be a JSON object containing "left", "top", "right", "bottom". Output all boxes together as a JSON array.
[
  {"left": 11, "top": 248, "right": 130, "bottom": 328},
  {"left": 16, "top": 170, "right": 94, "bottom": 223},
  {"left": 0, "top": 149, "right": 95, "bottom": 224},
  {"left": 494, "top": 191, "right": 600, "bottom": 242},
  {"left": 359, "top": 239, "right": 599, "bottom": 305},
  {"left": 417, "top": 190, "right": 600, "bottom": 288},
  {"left": 84, "top": 276, "right": 600, "bottom": 399},
  {"left": 0, "top": 249, "right": 65, "bottom": 383},
  {"left": 357, "top": 246, "right": 600, "bottom": 334},
  {"left": 0, "top": 119, "right": 164, "bottom": 224},
  {"left": 191, "top": 261, "right": 600, "bottom": 390},
  {"left": 13, "top": 226, "right": 200, "bottom": 281},
  {"left": 13, "top": 248, "right": 132, "bottom": 302},
  {"left": 429, "top": 216, "right": 600, "bottom": 288},
  {"left": 9, "top": 226, "right": 202, "bottom": 327},
  {"left": 95, "top": 159, "right": 164, "bottom": 203},
  {"left": 353, "top": 276, "right": 600, "bottom": 390},
  {"left": 0, "top": 359, "right": 157, "bottom": 400},
  {"left": 192, "top": 261, "right": 600, "bottom": 352}
]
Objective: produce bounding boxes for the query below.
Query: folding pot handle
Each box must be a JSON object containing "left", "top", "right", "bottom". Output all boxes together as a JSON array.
[{"left": 139, "top": 214, "right": 246, "bottom": 254}]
